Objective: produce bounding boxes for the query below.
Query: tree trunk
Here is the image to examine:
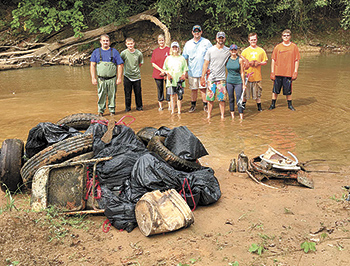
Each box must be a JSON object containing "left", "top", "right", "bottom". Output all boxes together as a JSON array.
[{"left": 0, "top": 9, "right": 171, "bottom": 70}]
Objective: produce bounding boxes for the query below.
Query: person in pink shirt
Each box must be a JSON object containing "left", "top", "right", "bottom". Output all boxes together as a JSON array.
[{"left": 151, "top": 34, "right": 171, "bottom": 111}]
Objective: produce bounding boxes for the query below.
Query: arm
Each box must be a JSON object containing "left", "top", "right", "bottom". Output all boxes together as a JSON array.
[
  {"left": 116, "top": 64, "right": 124, "bottom": 85},
  {"left": 90, "top": 62, "right": 97, "bottom": 85},
  {"left": 292, "top": 60, "right": 299, "bottom": 80},
  {"left": 152, "top": 62, "right": 165, "bottom": 74},
  {"left": 200, "top": 59, "right": 210, "bottom": 87},
  {"left": 270, "top": 59, "right": 275, "bottom": 80},
  {"left": 239, "top": 58, "right": 246, "bottom": 88}
]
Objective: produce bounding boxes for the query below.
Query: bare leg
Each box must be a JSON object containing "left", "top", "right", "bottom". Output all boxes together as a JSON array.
[
  {"left": 239, "top": 113, "right": 244, "bottom": 120},
  {"left": 219, "top": 101, "right": 225, "bottom": 119},
  {"left": 231, "top": 112, "right": 235, "bottom": 119},
  {"left": 158, "top": 101, "right": 163, "bottom": 110},
  {"left": 170, "top": 95, "right": 176, "bottom": 114},
  {"left": 207, "top": 101, "right": 214, "bottom": 119},
  {"left": 191, "top": 89, "right": 198, "bottom": 101},
  {"left": 177, "top": 95, "right": 182, "bottom": 114},
  {"left": 200, "top": 88, "right": 207, "bottom": 103}
]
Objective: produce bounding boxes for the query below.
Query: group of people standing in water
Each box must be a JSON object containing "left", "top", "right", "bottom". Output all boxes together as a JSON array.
[{"left": 90, "top": 26, "right": 300, "bottom": 119}]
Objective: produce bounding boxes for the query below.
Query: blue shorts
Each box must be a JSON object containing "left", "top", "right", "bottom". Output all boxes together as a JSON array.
[{"left": 273, "top": 76, "right": 292, "bottom": 95}]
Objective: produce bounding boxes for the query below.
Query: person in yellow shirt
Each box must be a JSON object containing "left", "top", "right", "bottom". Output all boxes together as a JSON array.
[{"left": 241, "top": 33, "right": 268, "bottom": 111}]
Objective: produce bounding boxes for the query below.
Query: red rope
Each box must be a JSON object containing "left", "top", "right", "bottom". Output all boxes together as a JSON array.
[
  {"left": 102, "top": 219, "right": 111, "bottom": 233},
  {"left": 179, "top": 178, "right": 196, "bottom": 211}
]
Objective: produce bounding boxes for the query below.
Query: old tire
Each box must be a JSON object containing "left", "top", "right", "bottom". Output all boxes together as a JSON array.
[
  {"left": 21, "top": 134, "right": 93, "bottom": 187},
  {"left": 56, "top": 113, "right": 106, "bottom": 130},
  {"left": 0, "top": 139, "right": 24, "bottom": 193},
  {"left": 136, "top": 127, "right": 157, "bottom": 146},
  {"left": 147, "top": 136, "right": 202, "bottom": 172}
]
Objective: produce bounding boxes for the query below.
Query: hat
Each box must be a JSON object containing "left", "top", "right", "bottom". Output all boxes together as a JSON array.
[
  {"left": 229, "top": 44, "right": 238, "bottom": 50},
  {"left": 192, "top": 25, "right": 202, "bottom": 32},
  {"left": 216, "top": 32, "right": 226, "bottom": 38},
  {"left": 171, "top": 41, "right": 180, "bottom": 48}
]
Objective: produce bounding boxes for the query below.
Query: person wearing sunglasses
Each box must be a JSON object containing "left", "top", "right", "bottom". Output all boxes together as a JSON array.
[{"left": 269, "top": 29, "right": 300, "bottom": 111}]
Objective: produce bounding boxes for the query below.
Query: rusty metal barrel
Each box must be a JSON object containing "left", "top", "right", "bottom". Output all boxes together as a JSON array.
[{"left": 135, "top": 189, "right": 195, "bottom": 236}]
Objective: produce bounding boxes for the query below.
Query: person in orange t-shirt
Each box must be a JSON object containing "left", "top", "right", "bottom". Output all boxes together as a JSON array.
[{"left": 269, "top": 29, "right": 300, "bottom": 111}]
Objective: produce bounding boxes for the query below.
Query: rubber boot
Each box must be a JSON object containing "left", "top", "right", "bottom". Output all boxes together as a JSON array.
[
  {"left": 288, "top": 100, "right": 295, "bottom": 111},
  {"left": 203, "top": 102, "right": 208, "bottom": 112},
  {"left": 269, "top": 100, "right": 276, "bottom": 110},
  {"left": 189, "top": 101, "right": 196, "bottom": 112},
  {"left": 257, "top": 103, "right": 262, "bottom": 111}
]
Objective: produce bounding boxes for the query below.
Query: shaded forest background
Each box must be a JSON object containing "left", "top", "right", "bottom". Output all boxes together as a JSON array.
[{"left": 0, "top": 0, "right": 349, "bottom": 68}]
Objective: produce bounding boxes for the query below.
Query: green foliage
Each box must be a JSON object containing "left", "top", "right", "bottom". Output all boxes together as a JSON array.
[
  {"left": 301, "top": 241, "right": 316, "bottom": 253},
  {"left": 5, "top": 258, "right": 19, "bottom": 265},
  {"left": 35, "top": 206, "right": 91, "bottom": 242},
  {"left": 90, "top": 0, "right": 154, "bottom": 27},
  {"left": 229, "top": 262, "right": 239, "bottom": 266},
  {"left": 249, "top": 243, "right": 265, "bottom": 255},
  {"left": 11, "top": 0, "right": 87, "bottom": 37}
]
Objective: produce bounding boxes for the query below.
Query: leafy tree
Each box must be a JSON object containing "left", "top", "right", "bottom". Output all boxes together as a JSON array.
[{"left": 11, "top": 0, "right": 87, "bottom": 37}]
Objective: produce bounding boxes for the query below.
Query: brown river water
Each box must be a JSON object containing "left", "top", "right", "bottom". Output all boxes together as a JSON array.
[{"left": 0, "top": 54, "right": 349, "bottom": 171}]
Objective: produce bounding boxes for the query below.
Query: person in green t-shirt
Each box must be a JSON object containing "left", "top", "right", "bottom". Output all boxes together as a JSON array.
[{"left": 121, "top": 38, "right": 144, "bottom": 111}]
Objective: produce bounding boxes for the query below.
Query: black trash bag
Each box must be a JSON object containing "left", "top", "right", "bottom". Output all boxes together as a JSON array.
[
  {"left": 85, "top": 122, "right": 145, "bottom": 155},
  {"left": 130, "top": 152, "right": 221, "bottom": 206},
  {"left": 95, "top": 144, "right": 150, "bottom": 192},
  {"left": 154, "top": 126, "right": 171, "bottom": 137},
  {"left": 103, "top": 190, "right": 138, "bottom": 232},
  {"left": 25, "top": 122, "right": 81, "bottom": 158},
  {"left": 183, "top": 167, "right": 221, "bottom": 206},
  {"left": 96, "top": 184, "right": 120, "bottom": 210},
  {"left": 164, "top": 126, "right": 208, "bottom": 160},
  {"left": 128, "top": 152, "right": 184, "bottom": 202}
]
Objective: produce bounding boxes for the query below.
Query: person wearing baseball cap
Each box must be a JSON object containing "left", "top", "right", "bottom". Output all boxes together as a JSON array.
[
  {"left": 241, "top": 32, "right": 268, "bottom": 112},
  {"left": 163, "top": 41, "right": 188, "bottom": 114},
  {"left": 226, "top": 44, "right": 245, "bottom": 120},
  {"left": 200, "top": 31, "right": 230, "bottom": 119},
  {"left": 182, "top": 25, "right": 212, "bottom": 113}
]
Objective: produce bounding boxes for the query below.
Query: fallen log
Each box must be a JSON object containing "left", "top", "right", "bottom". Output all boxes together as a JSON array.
[{"left": 0, "top": 9, "right": 170, "bottom": 70}]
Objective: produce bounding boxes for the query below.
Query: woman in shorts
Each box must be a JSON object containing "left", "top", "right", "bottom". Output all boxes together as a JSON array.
[{"left": 163, "top": 41, "right": 188, "bottom": 114}]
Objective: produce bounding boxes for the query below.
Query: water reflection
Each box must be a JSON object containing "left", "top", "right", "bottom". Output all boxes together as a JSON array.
[{"left": 0, "top": 53, "right": 349, "bottom": 171}]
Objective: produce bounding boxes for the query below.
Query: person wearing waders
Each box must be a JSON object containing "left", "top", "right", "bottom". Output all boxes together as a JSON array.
[
  {"left": 182, "top": 25, "right": 212, "bottom": 113},
  {"left": 90, "top": 34, "right": 124, "bottom": 116},
  {"left": 269, "top": 29, "right": 300, "bottom": 111}
]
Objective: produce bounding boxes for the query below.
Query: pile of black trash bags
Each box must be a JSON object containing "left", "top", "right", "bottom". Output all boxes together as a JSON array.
[{"left": 25, "top": 122, "right": 221, "bottom": 232}]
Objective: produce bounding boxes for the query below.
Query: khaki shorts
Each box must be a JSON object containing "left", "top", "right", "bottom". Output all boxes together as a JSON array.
[
  {"left": 188, "top": 77, "right": 206, "bottom": 90},
  {"left": 244, "top": 81, "right": 262, "bottom": 100}
]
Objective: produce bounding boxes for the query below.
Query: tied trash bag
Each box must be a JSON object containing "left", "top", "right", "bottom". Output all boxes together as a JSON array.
[
  {"left": 25, "top": 122, "right": 81, "bottom": 158},
  {"left": 164, "top": 126, "right": 208, "bottom": 161},
  {"left": 86, "top": 123, "right": 149, "bottom": 192}
]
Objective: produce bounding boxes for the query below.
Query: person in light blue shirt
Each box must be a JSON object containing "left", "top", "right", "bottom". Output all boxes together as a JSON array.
[{"left": 182, "top": 25, "right": 212, "bottom": 113}]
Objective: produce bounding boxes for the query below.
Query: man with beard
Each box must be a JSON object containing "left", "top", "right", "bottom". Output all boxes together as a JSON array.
[{"left": 200, "top": 32, "right": 230, "bottom": 119}]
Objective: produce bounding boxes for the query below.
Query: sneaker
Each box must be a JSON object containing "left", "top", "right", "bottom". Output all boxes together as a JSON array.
[
  {"left": 288, "top": 105, "right": 296, "bottom": 111},
  {"left": 125, "top": 108, "right": 131, "bottom": 112},
  {"left": 189, "top": 106, "right": 196, "bottom": 113},
  {"left": 110, "top": 112, "right": 115, "bottom": 116},
  {"left": 136, "top": 107, "right": 143, "bottom": 111},
  {"left": 269, "top": 105, "right": 275, "bottom": 110}
]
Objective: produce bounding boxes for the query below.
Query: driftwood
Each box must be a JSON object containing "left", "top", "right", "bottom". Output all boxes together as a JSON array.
[{"left": 0, "top": 9, "right": 170, "bottom": 71}]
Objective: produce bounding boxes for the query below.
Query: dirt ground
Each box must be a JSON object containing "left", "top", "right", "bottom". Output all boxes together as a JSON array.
[{"left": 0, "top": 156, "right": 349, "bottom": 266}]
